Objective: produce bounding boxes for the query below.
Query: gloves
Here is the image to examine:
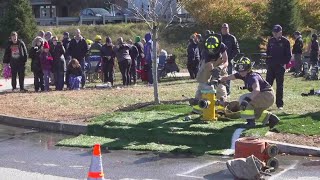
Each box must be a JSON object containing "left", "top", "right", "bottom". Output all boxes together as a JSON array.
[
  {"left": 211, "top": 67, "right": 221, "bottom": 79},
  {"left": 240, "top": 97, "right": 252, "bottom": 110}
]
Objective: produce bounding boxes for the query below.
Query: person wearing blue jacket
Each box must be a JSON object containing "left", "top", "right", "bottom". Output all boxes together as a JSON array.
[
  {"left": 266, "top": 25, "right": 291, "bottom": 110},
  {"left": 144, "top": 32, "right": 153, "bottom": 85}
]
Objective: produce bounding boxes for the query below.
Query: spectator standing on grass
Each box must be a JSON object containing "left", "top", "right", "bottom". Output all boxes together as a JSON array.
[
  {"left": 187, "top": 33, "right": 200, "bottom": 79},
  {"left": 50, "top": 36, "right": 66, "bottom": 91},
  {"left": 221, "top": 23, "right": 240, "bottom": 96},
  {"left": 68, "top": 29, "right": 89, "bottom": 88},
  {"left": 292, "top": 31, "right": 303, "bottom": 76},
  {"left": 144, "top": 32, "right": 153, "bottom": 86},
  {"left": 196, "top": 34, "right": 203, "bottom": 60},
  {"left": 90, "top": 35, "right": 103, "bottom": 73},
  {"left": 62, "top": 32, "right": 71, "bottom": 65},
  {"left": 66, "top": 59, "right": 83, "bottom": 90},
  {"left": 40, "top": 41, "right": 53, "bottom": 91},
  {"left": 3, "top": 31, "right": 28, "bottom": 92},
  {"left": 128, "top": 39, "right": 139, "bottom": 85},
  {"left": 100, "top": 37, "right": 116, "bottom": 86},
  {"left": 29, "top": 36, "right": 44, "bottom": 92},
  {"left": 134, "top": 36, "right": 145, "bottom": 79},
  {"left": 266, "top": 25, "right": 291, "bottom": 110},
  {"left": 308, "top": 34, "right": 319, "bottom": 66},
  {"left": 45, "top": 31, "right": 54, "bottom": 85},
  {"left": 114, "top": 37, "right": 132, "bottom": 86}
]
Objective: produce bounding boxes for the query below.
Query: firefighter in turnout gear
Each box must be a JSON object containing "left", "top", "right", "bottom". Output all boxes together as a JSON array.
[
  {"left": 190, "top": 33, "right": 229, "bottom": 113},
  {"left": 220, "top": 57, "right": 280, "bottom": 128}
]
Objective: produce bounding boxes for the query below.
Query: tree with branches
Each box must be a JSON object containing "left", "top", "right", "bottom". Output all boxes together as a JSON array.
[{"left": 111, "top": 0, "right": 191, "bottom": 104}]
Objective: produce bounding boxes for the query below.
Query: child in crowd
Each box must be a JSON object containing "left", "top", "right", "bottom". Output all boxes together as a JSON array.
[
  {"left": 40, "top": 41, "right": 53, "bottom": 91},
  {"left": 66, "top": 58, "right": 83, "bottom": 90}
]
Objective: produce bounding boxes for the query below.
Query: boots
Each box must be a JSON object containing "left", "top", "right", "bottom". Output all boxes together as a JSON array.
[
  {"left": 267, "top": 114, "right": 280, "bottom": 129},
  {"left": 243, "top": 119, "right": 256, "bottom": 128}
]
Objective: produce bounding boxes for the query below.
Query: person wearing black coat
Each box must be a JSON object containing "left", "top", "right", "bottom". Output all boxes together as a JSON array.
[
  {"left": 187, "top": 35, "right": 200, "bottom": 79},
  {"left": 292, "top": 31, "right": 304, "bottom": 75},
  {"left": 62, "top": 32, "right": 71, "bottom": 65},
  {"left": 50, "top": 36, "right": 66, "bottom": 90},
  {"left": 100, "top": 37, "right": 116, "bottom": 86},
  {"left": 29, "top": 37, "right": 44, "bottom": 92},
  {"left": 129, "top": 43, "right": 139, "bottom": 85},
  {"left": 114, "top": 37, "right": 132, "bottom": 86},
  {"left": 134, "top": 36, "right": 144, "bottom": 78},
  {"left": 3, "top": 32, "right": 28, "bottom": 92},
  {"left": 68, "top": 29, "right": 88, "bottom": 88},
  {"left": 309, "top": 34, "right": 319, "bottom": 66}
]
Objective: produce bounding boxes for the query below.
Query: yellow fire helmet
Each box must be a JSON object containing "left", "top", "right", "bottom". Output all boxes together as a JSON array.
[
  {"left": 86, "top": 39, "right": 93, "bottom": 45},
  {"left": 95, "top": 35, "right": 102, "bottom": 41}
]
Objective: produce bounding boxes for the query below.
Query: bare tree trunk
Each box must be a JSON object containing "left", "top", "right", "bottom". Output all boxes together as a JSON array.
[
  {"left": 152, "top": 25, "right": 160, "bottom": 104},
  {"left": 150, "top": 0, "right": 160, "bottom": 104}
]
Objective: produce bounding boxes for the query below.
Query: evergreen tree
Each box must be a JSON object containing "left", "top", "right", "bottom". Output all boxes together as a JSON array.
[
  {"left": 0, "top": 0, "right": 37, "bottom": 47},
  {"left": 266, "top": 0, "right": 302, "bottom": 35}
]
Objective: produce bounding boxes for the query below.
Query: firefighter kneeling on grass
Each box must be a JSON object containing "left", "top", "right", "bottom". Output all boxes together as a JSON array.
[
  {"left": 191, "top": 33, "right": 228, "bottom": 112},
  {"left": 220, "top": 57, "right": 280, "bottom": 128}
]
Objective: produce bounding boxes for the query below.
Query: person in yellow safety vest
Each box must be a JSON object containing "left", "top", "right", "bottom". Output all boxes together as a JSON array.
[
  {"left": 90, "top": 35, "right": 102, "bottom": 56},
  {"left": 220, "top": 57, "right": 280, "bottom": 128},
  {"left": 191, "top": 33, "right": 229, "bottom": 113}
]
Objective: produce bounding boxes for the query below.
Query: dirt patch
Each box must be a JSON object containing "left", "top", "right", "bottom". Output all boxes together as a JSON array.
[
  {"left": 264, "top": 132, "right": 320, "bottom": 148},
  {"left": 0, "top": 82, "right": 196, "bottom": 124}
]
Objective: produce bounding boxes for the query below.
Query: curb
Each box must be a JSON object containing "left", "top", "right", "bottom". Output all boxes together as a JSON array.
[
  {"left": 0, "top": 115, "right": 87, "bottom": 135},
  {"left": 265, "top": 140, "right": 320, "bottom": 157}
]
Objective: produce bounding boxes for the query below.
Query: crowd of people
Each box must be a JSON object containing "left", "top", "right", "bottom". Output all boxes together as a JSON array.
[{"left": 2, "top": 29, "right": 155, "bottom": 92}]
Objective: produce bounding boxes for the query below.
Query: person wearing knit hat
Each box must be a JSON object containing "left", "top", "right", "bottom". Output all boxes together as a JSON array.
[
  {"left": 40, "top": 41, "right": 53, "bottom": 91},
  {"left": 101, "top": 36, "right": 116, "bottom": 86},
  {"left": 134, "top": 36, "right": 144, "bottom": 80},
  {"left": 135, "top": 36, "right": 141, "bottom": 43}
]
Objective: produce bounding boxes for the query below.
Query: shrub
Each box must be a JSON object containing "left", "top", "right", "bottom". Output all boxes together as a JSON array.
[
  {"left": 266, "top": 0, "right": 302, "bottom": 36},
  {"left": 0, "top": 0, "right": 37, "bottom": 47}
]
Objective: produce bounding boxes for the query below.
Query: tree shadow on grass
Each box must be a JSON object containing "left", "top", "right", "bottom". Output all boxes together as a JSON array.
[
  {"left": 116, "top": 100, "right": 190, "bottom": 112},
  {"left": 277, "top": 111, "right": 320, "bottom": 121},
  {"left": 87, "top": 111, "right": 243, "bottom": 157}
]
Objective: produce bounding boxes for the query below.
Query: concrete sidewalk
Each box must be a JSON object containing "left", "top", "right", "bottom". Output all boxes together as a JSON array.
[
  {"left": 0, "top": 78, "right": 34, "bottom": 92},
  {"left": 0, "top": 167, "right": 78, "bottom": 180}
]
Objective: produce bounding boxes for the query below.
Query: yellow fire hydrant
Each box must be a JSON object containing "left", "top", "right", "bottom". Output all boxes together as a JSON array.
[{"left": 199, "top": 89, "right": 218, "bottom": 121}]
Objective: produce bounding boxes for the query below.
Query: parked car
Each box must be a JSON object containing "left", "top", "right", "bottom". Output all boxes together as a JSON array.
[{"left": 80, "top": 8, "right": 114, "bottom": 17}]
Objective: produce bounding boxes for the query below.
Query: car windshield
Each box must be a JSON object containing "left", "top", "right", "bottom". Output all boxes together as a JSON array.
[{"left": 91, "top": 8, "right": 111, "bottom": 15}]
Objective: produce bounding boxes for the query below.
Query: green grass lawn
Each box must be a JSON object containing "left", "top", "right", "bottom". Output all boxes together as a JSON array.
[
  {"left": 58, "top": 74, "right": 320, "bottom": 154},
  {"left": 58, "top": 104, "right": 244, "bottom": 155}
]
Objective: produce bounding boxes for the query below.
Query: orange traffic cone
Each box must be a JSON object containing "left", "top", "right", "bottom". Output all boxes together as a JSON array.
[{"left": 87, "top": 144, "right": 105, "bottom": 180}]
